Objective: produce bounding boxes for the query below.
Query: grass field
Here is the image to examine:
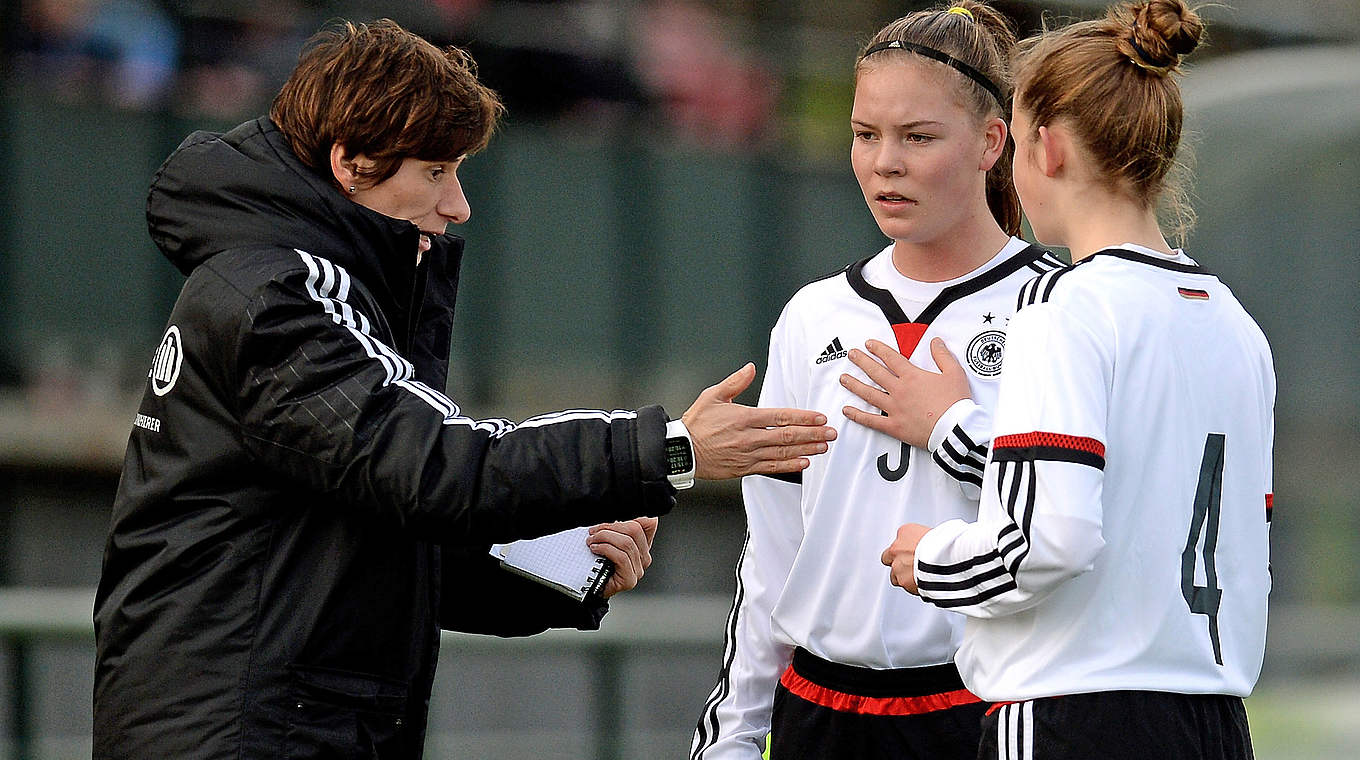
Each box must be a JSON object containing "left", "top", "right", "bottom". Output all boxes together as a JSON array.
[{"left": 1247, "top": 677, "right": 1360, "bottom": 760}]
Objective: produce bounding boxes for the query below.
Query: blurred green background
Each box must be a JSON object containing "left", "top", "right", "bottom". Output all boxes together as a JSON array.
[{"left": 0, "top": 0, "right": 1356, "bottom": 758}]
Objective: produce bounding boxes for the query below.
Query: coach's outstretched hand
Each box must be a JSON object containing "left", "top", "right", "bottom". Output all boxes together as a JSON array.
[{"left": 683, "top": 363, "right": 836, "bottom": 479}]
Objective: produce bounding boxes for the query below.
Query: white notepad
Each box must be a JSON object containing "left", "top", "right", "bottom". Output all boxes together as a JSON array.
[{"left": 489, "top": 526, "right": 614, "bottom": 601}]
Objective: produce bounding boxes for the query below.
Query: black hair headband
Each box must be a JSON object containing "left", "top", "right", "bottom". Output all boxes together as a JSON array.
[{"left": 862, "top": 39, "right": 1005, "bottom": 105}]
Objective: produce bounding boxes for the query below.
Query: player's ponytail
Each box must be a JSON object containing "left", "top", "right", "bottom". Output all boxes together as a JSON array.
[
  {"left": 856, "top": 1, "right": 1022, "bottom": 236},
  {"left": 1013, "top": 0, "right": 1205, "bottom": 242}
]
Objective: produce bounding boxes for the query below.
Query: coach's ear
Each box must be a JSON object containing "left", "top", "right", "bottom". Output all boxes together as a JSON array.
[
  {"left": 330, "top": 143, "right": 374, "bottom": 193},
  {"left": 1037, "top": 124, "right": 1067, "bottom": 178}
]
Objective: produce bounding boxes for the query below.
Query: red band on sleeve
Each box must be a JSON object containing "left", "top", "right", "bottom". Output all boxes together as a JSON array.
[{"left": 994, "top": 431, "right": 1106, "bottom": 458}]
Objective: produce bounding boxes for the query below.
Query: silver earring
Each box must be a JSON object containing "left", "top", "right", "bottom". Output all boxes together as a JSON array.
[{"left": 348, "top": 185, "right": 356, "bottom": 194}]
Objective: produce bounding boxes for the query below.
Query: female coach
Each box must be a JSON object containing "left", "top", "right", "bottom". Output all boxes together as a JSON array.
[
  {"left": 91, "top": 19, "right": 835, "bottom": 760},
  {"left": 861, "top": 1, "right": 1275, "bottom": 757}
]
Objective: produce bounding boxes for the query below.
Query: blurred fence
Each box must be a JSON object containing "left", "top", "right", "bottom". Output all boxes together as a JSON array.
[
  {"left": 1, "top": 589, "right": 1358, "bottom": 760},
  {"left": 1, "top": 588, "right": 735, "bottom": 760}
]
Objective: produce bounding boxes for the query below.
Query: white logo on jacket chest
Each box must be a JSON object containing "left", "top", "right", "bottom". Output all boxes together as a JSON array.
[{"left": 149, "top": 325, "right": 184, "bottom": 396}]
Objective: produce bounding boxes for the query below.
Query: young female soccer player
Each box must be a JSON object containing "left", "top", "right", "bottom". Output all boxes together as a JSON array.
[
  {"left": 867, "top": 2, "right": 1275, "bottom": 758},
  {"left": 690, "top": 4, "right": 1065, "bottom": 759}
]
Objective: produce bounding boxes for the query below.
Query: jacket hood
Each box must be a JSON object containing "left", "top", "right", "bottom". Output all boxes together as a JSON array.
[{"left": 146, "top": 118, "right": 463, "bottom": 312}]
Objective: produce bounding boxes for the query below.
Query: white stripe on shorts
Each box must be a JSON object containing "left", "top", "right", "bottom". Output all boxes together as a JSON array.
[{"left": 998, "top": 701, "right": 1035, "bottom": 760}]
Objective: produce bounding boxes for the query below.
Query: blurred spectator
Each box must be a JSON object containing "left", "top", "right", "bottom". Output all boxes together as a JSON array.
[
  {"left": 428, "top": 0, "right": 490, "bottom": 30},
  {"left": 439, "top": 0, "right": 647, "bottom": 125},
  {"left": 430, "top": 0, "right": 779, "bottom": 146},
  {"left": 173, "top": 0, "right": 314, "bottom": 120},
  {"left": 14, "top": 0, "right": 180, "bottom": 108},
  {"left": 11, "top": 0, "right": 782, "bottom": 144},
  {"left": 629, "top": 0, "right": 780, "bottom": 147}
]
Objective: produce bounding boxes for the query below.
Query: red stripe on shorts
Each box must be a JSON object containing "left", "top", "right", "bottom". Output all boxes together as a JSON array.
[{"left": 779, "top": 666, "right": 982, "bottom": 716}]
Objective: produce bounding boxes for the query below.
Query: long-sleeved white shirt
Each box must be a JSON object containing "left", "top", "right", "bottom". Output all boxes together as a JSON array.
[
  {"left": 915, "top": 245, "right": 1274, "bottom": 702},
  {"left": 692, "top": 239, "right": 1065, "bottom": 760}
]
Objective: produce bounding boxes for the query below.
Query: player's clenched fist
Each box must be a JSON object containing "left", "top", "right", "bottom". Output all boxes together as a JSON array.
[{"left": 881, "top": 523, "right": 931, "bottom": 595}]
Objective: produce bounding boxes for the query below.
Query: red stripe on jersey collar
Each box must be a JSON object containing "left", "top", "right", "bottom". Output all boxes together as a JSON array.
[
  {"left": 994, "top": 431, "right": 1106, "bottom": 458},
  {"left": 779, "top": 666, "right": 982, "bottom": 716}
]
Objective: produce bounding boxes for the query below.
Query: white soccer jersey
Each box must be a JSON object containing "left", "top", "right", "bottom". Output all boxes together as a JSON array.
[
  {"left": 915, "top": 245, "right": 1275, "bottom": 702},
  {"left": 692, "top": 238, "right": 1065, "bottom": 760}
]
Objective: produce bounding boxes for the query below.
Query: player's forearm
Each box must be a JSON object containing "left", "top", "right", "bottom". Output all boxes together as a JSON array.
[{"left": 915, "top": 514, "right": 1105, "bottom": 618}]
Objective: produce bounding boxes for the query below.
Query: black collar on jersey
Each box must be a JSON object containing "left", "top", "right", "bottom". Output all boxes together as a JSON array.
[
  {"left": 845, "top": 243, "right": 1055, "bottom": 327},
  {"left": 1081, "top": 247, "right": 1212, "bottom": 276},
  {"left": 861, "top": 39, "right": 1005, "bottom": 106}
]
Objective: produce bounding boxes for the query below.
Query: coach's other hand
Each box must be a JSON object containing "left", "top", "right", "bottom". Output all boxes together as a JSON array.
[
  {"left": 881, "top": 523, "right": 931, "bottom": 595},
  {"left": 841, "top": 338, "right": 971, "bottom": 449},
  {"left": 589, "top": 517, "right": 659, "bottom": 598},
  {"left": 682, "top": 363, "right": 836, "bottom": 479}
]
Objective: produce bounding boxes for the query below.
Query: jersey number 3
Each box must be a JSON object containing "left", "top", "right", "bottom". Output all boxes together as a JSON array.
[{"left": 1181, "top": 432, "right": 1225, "bottom": 666}]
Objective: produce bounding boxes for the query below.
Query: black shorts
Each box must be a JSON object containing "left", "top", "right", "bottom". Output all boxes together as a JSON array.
[
  {"left": 978, "top": 690, "right": 1255, "bottom": 760},
  {"left": 769, "top": 648, "right": 988, "bottom": 760}
]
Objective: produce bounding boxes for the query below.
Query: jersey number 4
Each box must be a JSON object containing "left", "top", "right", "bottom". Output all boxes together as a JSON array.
[{"left": 1181, "top": 433, "right": 1225, "bottom": 666}]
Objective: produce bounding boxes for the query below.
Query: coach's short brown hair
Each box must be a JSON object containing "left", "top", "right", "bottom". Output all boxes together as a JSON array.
[{"left": 271, "top": 19, "right": 504, "bottom": 186}]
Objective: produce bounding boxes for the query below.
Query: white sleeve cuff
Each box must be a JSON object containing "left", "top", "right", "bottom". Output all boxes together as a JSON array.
[{"left": 927, "top": 399, "right": 979, "bottom": 453}]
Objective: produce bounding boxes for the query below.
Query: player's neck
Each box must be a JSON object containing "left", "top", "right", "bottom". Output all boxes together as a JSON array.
[
  {"left": 890, "top": 217, "right": 1012, "bottom": 283},
  {"left": 1058, "top": 192, "right": 1174, "bottom": 263}
]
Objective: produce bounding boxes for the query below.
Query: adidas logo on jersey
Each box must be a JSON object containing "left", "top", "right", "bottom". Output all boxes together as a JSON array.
[{"left": 815, "top": 337, "right": 849, "bottom": 365}]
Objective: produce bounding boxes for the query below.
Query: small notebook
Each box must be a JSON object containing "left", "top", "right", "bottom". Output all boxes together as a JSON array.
[{"left": 489, "top": 526, "right": 614, "bottom": 601}]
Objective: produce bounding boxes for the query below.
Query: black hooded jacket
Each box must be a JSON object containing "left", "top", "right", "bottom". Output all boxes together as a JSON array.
[{"left": 92, "top": 118, "right": 675, "bottom": 759}]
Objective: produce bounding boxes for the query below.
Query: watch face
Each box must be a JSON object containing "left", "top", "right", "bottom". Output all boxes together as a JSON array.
[{"left": 665, "top": 437, "right": 694, "bottom": 475}]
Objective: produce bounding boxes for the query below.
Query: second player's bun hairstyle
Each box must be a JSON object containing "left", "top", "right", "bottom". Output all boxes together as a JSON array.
[
  {"left": 1116, "top": 0, "right": 1205, "bottom": 75},
  {"left": 857, "top": 1, "right": 1022, "bottom": 237},
  {"left": 1013, "top": 0, "right": 1205, "bottom": 240}
]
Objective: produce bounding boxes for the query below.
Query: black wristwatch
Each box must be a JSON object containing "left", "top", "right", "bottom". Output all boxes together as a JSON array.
[{"left": 664, "top": 419, "right": 696, "bottom": 490}]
